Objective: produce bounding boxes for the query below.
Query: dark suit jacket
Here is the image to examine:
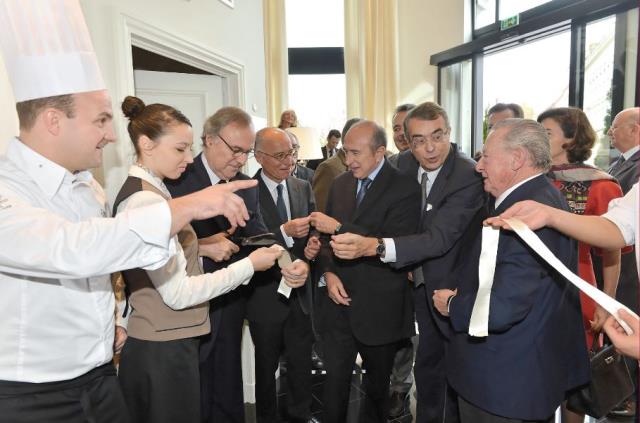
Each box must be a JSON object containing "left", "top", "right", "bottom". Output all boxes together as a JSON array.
[
  {"left": 319, "top": 160, "right": 421, "bottom": 345},
  {"left": 246, "top": 170, "right": 316, "bottom": 323},
  {"left": 447, "top": 175, "right": 589, "bottom": 420},
  {"left": 392, "top": 145, "right": 484, "bottom": 337},
  {"left": 292, "top": 164, "right": 314, "bottom": 184},
  {"left": 165, "top": 154, "right": 268, "bottom": 355},
  {"left": 609, "top": 149, "right": 640, "bottom": 194}
]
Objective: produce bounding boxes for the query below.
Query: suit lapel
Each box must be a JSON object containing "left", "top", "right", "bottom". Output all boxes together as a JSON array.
[
  {"left": 286, "top": 177, "right": 303, "bottom": 219},
  {"left": 426, "top": 145, "right": 456, "bottom": 205},
  {"left": 255, "top": 170, "right": 283, "bottom": 227},
  {"left": 193, "top": 153, "right": 215, "bottom": 188}
]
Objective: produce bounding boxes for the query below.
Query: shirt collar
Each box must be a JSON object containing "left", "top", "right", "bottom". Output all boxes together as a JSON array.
[
  {"left": 418, "top": 164, "right": 443, "bottom": 183},
  {"left": 363, "top": 157, "right": 385, "bottom": 182},
  {"left": 260, "top": 170, "right": 286, "bottom": 193},
  {"left": 7, "top": 137, "right": 89, "bottom": 199},
  {"left": 622, "top": 145, "right": 639, "bottom": 160},
  {"left": 128, "top": 164, "right": 171, "bottom": 198},
  {"left": 201, "top": 154, "right": 221, "bottom": 185},
  {"left": 494, "top": 173, "right": 543, "bottom": 209}
]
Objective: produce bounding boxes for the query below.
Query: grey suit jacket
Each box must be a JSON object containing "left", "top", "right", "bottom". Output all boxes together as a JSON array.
[
  {"left": 246, "top": 170, "right": 316, "bottom": 323},
  {"left": 609, "top": 150, "right": 640, "bottom": 194},
  {"left": 392, "top": 145, "right": 485, "bottom": 336}
]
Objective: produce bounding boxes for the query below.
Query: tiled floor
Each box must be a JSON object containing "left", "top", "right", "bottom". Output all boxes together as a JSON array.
[
  {"left": 245, "top": 369, "right": 635, "bottom": 423},
  {"left": 245, "top": 365, "right": 415, "bottom": 422}
]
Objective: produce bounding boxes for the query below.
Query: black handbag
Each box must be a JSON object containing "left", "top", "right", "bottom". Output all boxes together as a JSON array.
[{"left": 566, "top": 334, "right": 635, "bottom": 418}]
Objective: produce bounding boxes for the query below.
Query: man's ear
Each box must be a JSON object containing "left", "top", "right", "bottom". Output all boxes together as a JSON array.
[
  {"left": 41, "top": 108, "right": 64, "bottom": 136},
  {"left": 511, "top": 147, "right": 527, "bottom": 171}
]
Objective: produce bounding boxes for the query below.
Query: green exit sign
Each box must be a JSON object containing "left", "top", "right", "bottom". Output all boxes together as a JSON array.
[{"left": 500, "top": 14, "right": 520, "bottom": 30}]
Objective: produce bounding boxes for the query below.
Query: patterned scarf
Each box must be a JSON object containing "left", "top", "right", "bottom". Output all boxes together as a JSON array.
[{"left": 548, "top": 163, "right": 614, "bottom": 215}]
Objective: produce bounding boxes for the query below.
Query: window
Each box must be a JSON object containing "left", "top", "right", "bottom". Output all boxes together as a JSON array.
[
  {"left": 433, "top": 0, "right": 637, "bottom": 161},
  {"left": 441, "top": 60, "right": 473, "bottom": 155},
  {"left": 582, "top": 16, "right": 616, "bottom": 168},
  {"left": 483, "top": 31, "right": 571, "bottom": 120},
  {"left": 498, "top": 0, "right": 553, "bottom": 19},
  {"left": 285, "top": 0, "right": 346, "bottom": 139},
  {"left": 474, "top": 0, "right": 496, "bottom": 29}
]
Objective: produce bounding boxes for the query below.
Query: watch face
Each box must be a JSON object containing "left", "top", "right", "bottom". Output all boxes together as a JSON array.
[{"left": 376, "top": 242, "right": 385, "bottom": 255}]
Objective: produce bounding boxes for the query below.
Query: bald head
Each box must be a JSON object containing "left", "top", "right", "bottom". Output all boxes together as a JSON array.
[
  {"left": 608, "top": 107, "right": 640, "bottom": 153},
  {"left": 255, "top": 127, "right": 295, "bottom": 182}
]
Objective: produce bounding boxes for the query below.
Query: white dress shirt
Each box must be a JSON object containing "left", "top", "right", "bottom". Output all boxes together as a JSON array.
[
  {"left": 259, "top": 172, "right": 294, "bottom": 248},
  {"left": 603, "top": 182, "right": 638, "bottom": 256},
  {"left": 117, "top": 165, "right": 255, "bottom": 312},
  {"left": 622, "top": 145, "right": 640, "bottom": 160},
  {"left": 0, "top": 138, "right": 177, "bottom": 383},
  {"left": 202, "top": 153, "right": 222, "bottom": 185}
]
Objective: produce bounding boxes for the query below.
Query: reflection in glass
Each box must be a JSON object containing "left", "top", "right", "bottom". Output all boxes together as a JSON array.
[
  {"left": 499, "top": 0, "right": 552, "bottom": 19},
  {"left": 441, "top": 60, "right": 473, "bottom": 156},
  {"left": 483, "top": 30, "right": 571, "bottom": 124},
  {"left": 475, "top": 0, "right": 496, "bottom": 29},
  {"left": 582, "top": 16, "right": 616, "bottom": 170}
]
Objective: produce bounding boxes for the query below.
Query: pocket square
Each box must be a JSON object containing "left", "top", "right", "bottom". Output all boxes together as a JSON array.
[{"left": 426, "top": 203, "right": 433, "bottom": 211}]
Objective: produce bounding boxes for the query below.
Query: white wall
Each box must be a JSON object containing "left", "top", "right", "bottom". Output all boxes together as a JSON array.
[
  {"left": 397, "top": 0, "right": 466, "bottom": 105},
  {"left": 0, "top": 54, "right": 19, "bottom": 154},
  {"left": 0, "top": 0, "right": 267, "bottom": 198}
]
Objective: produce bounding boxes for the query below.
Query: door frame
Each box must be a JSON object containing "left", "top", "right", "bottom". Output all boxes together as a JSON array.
[{"left": 112, "top": 12, "right": 245, "bottom": 159}]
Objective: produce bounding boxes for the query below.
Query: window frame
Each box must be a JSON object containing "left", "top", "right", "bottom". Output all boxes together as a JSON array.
[{"left": 436, "top": 0, "right": 638, "bottom": 157}]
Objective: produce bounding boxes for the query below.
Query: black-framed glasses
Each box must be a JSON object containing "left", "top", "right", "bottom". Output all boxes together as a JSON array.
[
  {"left": 204, "top": 133, "right": 254, "bottom": 158},
  {"left": 410, "top": 129, "right": 450, "bottom": 147},
  {"left": 257, "top": 148, "right": 297, "bottom": 162}
]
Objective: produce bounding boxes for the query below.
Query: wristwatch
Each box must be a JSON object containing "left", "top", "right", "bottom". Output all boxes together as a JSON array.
[
  {"left": 334, "top": 223, "right": 342, "bottom": 234},
  {"left": 375, "top": 238, "right": 386, "bottom": 257}
]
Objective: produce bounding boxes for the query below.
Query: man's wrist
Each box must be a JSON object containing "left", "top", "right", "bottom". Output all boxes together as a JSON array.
[{"left": 334, "top": 222, "right": 342, "bottom": 234}]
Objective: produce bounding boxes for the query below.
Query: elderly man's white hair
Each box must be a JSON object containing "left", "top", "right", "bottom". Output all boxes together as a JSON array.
[{"left": 491, "top": 118, "right": 552, "bottom": 171}]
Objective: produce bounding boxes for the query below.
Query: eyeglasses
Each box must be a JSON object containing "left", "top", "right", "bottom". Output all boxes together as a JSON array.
[
  {"left": 410, "top": 129, "right": 449, "bottom": 147},
  {"left": 204, "top": 133, "right": 254, "bottom": 158},
  {"left": 257, "top": 148, "right": 298, "bottom": 162}
]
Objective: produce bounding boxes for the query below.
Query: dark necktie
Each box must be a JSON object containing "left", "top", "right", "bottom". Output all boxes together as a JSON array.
[
  {"left": 609, "top": 156, "right": 626, "bottom": 175},
  {"left": 276, "top": 184, "right": 288, "bottom": 223},
  {"left": 420, "top": 172, "right": 429, "bottom": 211},
  {"left": 355, "top": 178, "right": 372, "bottom": 207},
  {"left": 414, "top": 172, "right": 429, "bottom": 285}
]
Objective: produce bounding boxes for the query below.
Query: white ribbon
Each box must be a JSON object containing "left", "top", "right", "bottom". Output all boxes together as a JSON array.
[
  {"left": 276, "top": 246, "right": 293, "bottom": 298},
  {"left": 504, "top": 218, "right": 637, "bottom": 335},
  {"left": 468, "top": 226, "right": 500, "bottom": 337}
]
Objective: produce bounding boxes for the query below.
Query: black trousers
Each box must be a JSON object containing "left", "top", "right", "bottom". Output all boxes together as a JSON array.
[
  {"left": 322, "top": 299, "right": 398, "bottom": 423},
  {"left": 414, "top": 284, "right": 459, "bottom": 423},
  {"left": 0, "top": 363, "right": 130, "bottom": 423},
  {"left": 200, "top": 291, "right": 247, "bottom": 423},
  {"left": 118, "top": 337, "right": 200, "bottom": 423},
  {"left": 249, "top": 297, "right": 313, "bottom": 422},
  {"left": 458, "top": 397, "right": 554, "bottom": 423}
]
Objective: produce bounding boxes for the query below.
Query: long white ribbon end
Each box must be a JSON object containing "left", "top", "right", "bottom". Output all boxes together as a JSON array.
[{"left": 504, "top": 217, "right": 638, "bottom": 335}]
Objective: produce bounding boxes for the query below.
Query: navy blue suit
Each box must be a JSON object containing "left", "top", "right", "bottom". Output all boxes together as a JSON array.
[{"left": 447, "top": 175, "right": 589, "bottom": 421}]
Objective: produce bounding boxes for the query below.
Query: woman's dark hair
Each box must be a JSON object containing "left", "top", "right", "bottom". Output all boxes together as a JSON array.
[
  {"left": 537, "top": 107, "right": 596, "bottom": 163},
  {"left": 121, "top": 96, "right": 191, "bottom": 155}
]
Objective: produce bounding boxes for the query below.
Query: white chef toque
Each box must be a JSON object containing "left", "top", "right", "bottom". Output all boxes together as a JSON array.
[{"left": 0, "top": 0, "right": 105, "bottom": 102}]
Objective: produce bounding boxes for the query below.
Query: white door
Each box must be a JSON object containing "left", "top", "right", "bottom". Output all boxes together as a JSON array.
[{"left": 134, "top": 70, "right": 225, "bottom": 156}]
